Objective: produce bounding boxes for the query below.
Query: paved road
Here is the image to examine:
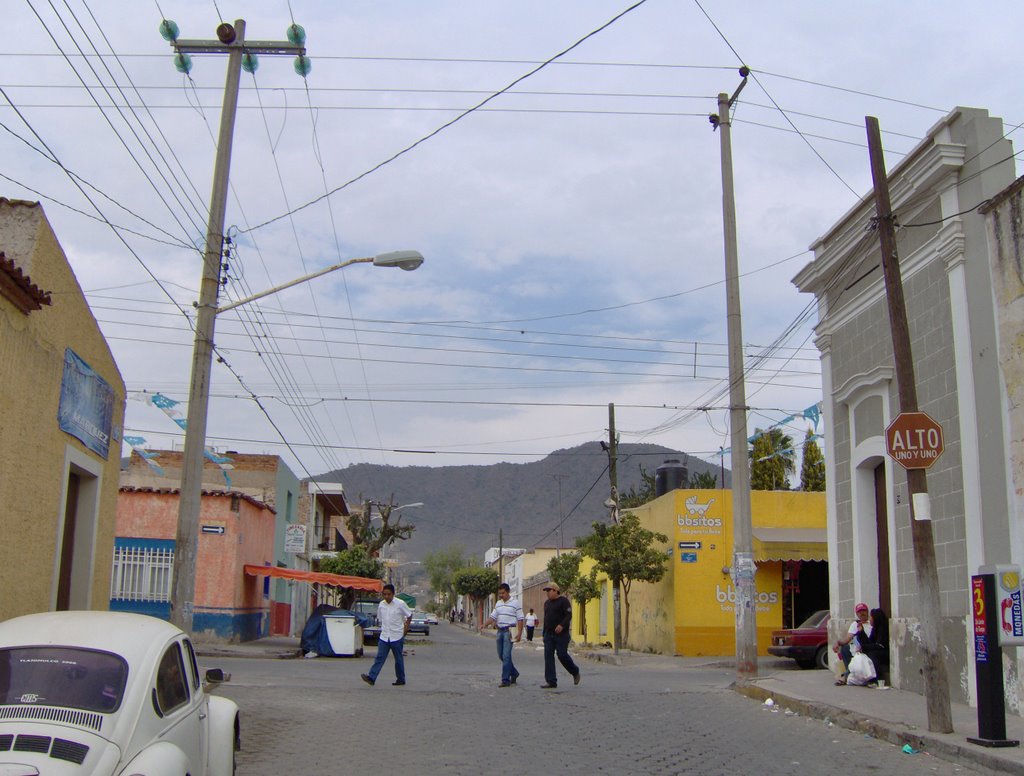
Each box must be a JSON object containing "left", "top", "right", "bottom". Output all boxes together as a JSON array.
[{"left": 208, "top": 623, "right": 982, "bottom": 775}]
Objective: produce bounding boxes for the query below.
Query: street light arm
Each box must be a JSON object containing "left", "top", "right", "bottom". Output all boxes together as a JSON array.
[
  {"left": 215, "top": 250, "right": 424, "bottom": 315},
  {"left": 215, "top": 256, "right": 373, "bottom": 314}
]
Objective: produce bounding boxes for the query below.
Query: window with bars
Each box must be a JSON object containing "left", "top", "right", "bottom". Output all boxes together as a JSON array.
[{"left": 110, "top": 539, "right": 174, "bottom": 602}]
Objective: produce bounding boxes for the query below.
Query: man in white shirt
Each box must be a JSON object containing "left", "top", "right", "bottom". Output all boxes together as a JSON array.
[
  {"left": 487, "top": 583, "right": 524, "bottom": 687},
  {"left": 361, "top": 584, "right": 413, "bottom": 687}
]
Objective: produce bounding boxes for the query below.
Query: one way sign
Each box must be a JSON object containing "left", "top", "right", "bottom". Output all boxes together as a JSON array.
[{"left": 678, "top": 541, "right": 702, "bottom": 550}]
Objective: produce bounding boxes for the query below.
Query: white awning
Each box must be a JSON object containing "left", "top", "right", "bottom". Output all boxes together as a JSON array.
[{"left": 752, "top": 528, "right": 827, "bottom": 562}]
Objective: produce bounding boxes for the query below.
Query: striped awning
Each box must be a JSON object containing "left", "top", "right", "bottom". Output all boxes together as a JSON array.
[{"left": 752, "top": 528, "right": 827, "bottom": 562}]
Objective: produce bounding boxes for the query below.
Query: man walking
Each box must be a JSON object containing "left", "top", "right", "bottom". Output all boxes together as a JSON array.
[
  {"left": 487, "top": 582, "right": 524, "bottom": 687},
  {"left": 361, "top": 584, "right": 412, "bottom": 687},
  {"left": 541, "top": 583, "right": 580, "bottom": 688}
]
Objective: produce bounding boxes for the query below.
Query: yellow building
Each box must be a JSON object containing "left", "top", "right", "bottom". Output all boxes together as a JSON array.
[
  {"left": 0, "top": 199, "right": 126, "bottom": 619},
  {"left": 574, "top": 489, "right": 826, "bottom": 655}
]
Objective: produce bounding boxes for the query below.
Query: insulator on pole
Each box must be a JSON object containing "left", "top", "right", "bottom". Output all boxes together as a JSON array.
[
  {"left": 294, "top": 55, "right": 312, "bottom": 77},
  {"left": 159, "top": 19, "right": 179, "bottom": 42},
  {"left": 174, "top": 52, "right": 193, "bottom": 74}
]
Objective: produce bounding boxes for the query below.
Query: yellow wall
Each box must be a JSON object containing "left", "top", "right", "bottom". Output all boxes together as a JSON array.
[
  {"left": 573, "top": 489, "right": 825, "bottom": 656},
  {"left": 0, "top": 200, "right": 126, "bottom": 619}
]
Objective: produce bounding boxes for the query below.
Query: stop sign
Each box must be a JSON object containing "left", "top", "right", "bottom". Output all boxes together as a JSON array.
[{"left": 885, "top": 411, "right": 944, "bottom": 470}]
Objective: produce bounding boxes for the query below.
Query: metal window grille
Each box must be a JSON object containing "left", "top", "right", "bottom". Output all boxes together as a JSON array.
[{"left": 110, "top": 545, "right": 174, "bottom": 602}]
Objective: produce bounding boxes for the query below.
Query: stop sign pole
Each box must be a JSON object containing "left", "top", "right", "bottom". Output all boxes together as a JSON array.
[{"left": 868, "top": 117, "right": 953, "bottom": 733}]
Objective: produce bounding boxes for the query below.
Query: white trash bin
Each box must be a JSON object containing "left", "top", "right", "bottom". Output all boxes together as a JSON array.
[{"left": 323, "top": 613, "right": 364, "bottom": 657}]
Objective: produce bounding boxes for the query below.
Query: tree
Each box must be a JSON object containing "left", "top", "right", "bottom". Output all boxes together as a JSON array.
[
  {"left": 545, "top": 552, "right": 602, "bottom": 642},
  {"left": 749, "top": 428, "right": 795, "bottom": 490},
  {"left": 690, "top": 470, "right": 719, "bottom": 489},
  {"left": 423, "top": 545, "right": 468, "bottom": 613},
  {"left": 453, "top": 566, "right": 499, "bottom": 629},
  {"left": 319, "top": 546, "right": 385, "bottom": 608},
  {"left": 575, "top": 512, "right": 668, "bottom": 646},
  {"left": 800, "top": 430, "right": 826, "bottom": 491},
  {"left": 345, "top": 497, "right": 415, "bottom": 556},
  {"left": 618, "top": 465, "right": 657, "bottom": 508}
]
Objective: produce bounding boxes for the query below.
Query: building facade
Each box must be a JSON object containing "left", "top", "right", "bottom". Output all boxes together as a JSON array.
[
  {"left": 0, "top": 199, "right": 126, "bottom": 619},
  {"left": 113, "top": 487, "right": 275, "bottom": 642},
  {"left": 793, "top": 107, "right": 1017, "bottom": 705}
]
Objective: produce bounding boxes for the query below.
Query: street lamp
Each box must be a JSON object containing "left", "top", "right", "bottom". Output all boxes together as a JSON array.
[{"left": 169, "top": 251, "right": 424, "bottom": 633}]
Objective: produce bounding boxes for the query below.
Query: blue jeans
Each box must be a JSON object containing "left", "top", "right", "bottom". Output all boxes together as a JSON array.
[
  {"left": 543, "top": 630, "right": 578, "bottom": 686},
  {"left": 368, "top": 637, "right": 405, "bottom": 683},
  {"left": 496, "top": 629, "right": 519, "bottom": 684}
]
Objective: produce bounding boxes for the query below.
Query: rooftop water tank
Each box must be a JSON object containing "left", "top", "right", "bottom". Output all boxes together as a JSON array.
[{"left": 655, "top": 458, "right": 688, "bottom": 497}]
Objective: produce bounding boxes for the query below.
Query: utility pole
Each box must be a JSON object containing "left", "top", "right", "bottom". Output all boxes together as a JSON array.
[
  {"left": 553, "top": 474, "right": 568, "bottom": 557},
  {"left": 865, "top": 116, "right": 953, "bottom": 733},
  {"left": 168, "top": 20, "right": 305, "bottom": 633},
  {"left": 498, "top": 528, "right": 503, "bottom": 584},
  {"left": 608, "top": 403, "right": 622, "bottom": 655},
  {"left": 710, "top": 68, "right": 758, "bottom": 680}
]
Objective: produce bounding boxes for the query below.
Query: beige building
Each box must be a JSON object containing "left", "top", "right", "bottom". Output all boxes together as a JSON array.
[{"left": 0, "top": 199, "right": 126, "bottom": 619}]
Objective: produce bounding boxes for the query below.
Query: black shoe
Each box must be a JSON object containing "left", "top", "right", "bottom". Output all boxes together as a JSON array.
[
  {"left": 510, "top": 675, "right": 518, "bottom": 684},
  {"left": 361, "top": 674, "right": 375, "bottom": 686},
  {"left": 392, "top": 680, "right": 406, "bottom": 686},
  {"left": 499, "top": 682, "right": 511, "bottom": 688},
  {"left": 573, "top": 671, "right": 581, "bottom": 686},
  {"left": 540, "top": 683, "right": 557, "bottom": 688}
]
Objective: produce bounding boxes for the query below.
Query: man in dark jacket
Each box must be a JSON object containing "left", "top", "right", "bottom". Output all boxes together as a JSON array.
[{"left": 541, "top": 583, "right": 580, "bottom": 688}]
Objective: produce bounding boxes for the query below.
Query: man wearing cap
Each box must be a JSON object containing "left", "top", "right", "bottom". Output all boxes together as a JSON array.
[
  {"left": 487, "top": 582, "right": 524, "bottom": 688},
  {"left": 832, "top": 602, "right": 872, "bottom": 685},
  {"left": 541, "top": 583, "right": 580, "bottom": 688}
]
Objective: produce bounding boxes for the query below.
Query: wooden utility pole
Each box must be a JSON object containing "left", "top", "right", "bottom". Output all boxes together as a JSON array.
[
  {"left": 608, "top": 403, "right": 622, "bottom": 654},
  {"left": 711, "top": 69, "right": 758, "bottom": 681},
  {"left": 865, "top": 116, "right": 953, "bottom": 733}
]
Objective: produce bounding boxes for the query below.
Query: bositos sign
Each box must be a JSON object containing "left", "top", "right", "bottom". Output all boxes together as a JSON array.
[{"left": 675, "top": 492, "right": 780, "bottom": 618}]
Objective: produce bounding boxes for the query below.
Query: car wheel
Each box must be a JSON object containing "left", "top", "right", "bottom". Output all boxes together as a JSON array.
[
  {"left": 815, "top": 645, "right": 829, "bottom": 670},
  {"left": 424, "top": 628, "right": 430, "bottom": 636}
]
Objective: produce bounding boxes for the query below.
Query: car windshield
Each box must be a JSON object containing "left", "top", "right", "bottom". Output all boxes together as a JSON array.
[
  {"left": 797, "top": 610, "right": 830, "bottom": 629},
  {"left": 0, "top": 646, "right": 129, "bottom": 713}
]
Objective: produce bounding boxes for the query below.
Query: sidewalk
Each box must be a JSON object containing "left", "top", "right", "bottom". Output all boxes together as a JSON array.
[
  {"left": 197, "top": 632, "right": 1024, "bottom": 774},
  {"left": 580, "top": 646, "right": 1024, "bottom": 776}
]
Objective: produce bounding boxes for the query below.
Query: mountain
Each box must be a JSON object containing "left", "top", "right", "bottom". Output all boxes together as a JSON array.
[{"left": 317, "top": 443, "right": 729, "bottom": 562}]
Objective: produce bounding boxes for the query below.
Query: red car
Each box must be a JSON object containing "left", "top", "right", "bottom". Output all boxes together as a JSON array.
[{"left": 768, "top": 610, "right": 830, "bottom": 669}]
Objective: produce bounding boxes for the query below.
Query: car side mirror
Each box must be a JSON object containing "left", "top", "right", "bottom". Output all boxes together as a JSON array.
[{"left": 204, "top": 668, "right": 230, "bottom": 684}]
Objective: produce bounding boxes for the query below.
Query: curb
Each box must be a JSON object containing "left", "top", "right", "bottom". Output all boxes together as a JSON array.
[{"left": 734, "top": 683, "right": 1024, "bottom": 776}]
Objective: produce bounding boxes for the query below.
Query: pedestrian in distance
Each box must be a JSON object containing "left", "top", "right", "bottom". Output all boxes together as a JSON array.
[
  {"left": 540, "top": 583, "right": 580, "bottom": 689},
  {"left": 361, "top": 583, "right": 412, "bottom": 687},
  {"left": 524, "top": 608, "right": 538, "bottom": 642},
  {"left": 487, "top": 583, "right": 524, "bottom": 687},
  {"left": 833, "top": 602, "right": 872, "bottom": 685}
]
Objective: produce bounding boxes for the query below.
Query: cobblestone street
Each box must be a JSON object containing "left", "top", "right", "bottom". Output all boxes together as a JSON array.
[{"left": 209, "top": 624, "right": 983, "bottom": 775}]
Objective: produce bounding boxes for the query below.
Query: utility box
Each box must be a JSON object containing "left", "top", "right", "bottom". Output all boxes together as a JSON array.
[{"left": 323, "top": 613, "right": 364, "bottom": 657}]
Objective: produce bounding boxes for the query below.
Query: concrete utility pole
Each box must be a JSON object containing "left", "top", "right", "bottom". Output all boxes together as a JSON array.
[
  {"left": 169, "top": 20, "right": 305, "bottom": 633},
  {"left": 865, "top": 116, "right": 953, "bottom": 733},
  {"left": 710, "top": 68, "right": 758, "bottom": 681},
  {"left": 553, "top": 473, "right": 568, "bottom": 557},
  {"left": 607, "top": 403, "right": 623, "bottom": 655}
]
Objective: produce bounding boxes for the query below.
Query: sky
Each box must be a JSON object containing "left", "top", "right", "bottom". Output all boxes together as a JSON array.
[{"left": 3, "top": 0, "right": 1022, "bottom": 487}]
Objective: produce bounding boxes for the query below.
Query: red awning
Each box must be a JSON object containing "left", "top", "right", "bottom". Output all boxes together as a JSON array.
[{"left": 243, "top": 564, "right": 383, "bottom": 592}]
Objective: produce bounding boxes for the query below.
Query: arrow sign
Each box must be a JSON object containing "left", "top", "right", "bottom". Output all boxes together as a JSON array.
[{"left": 678, "top": 541, "right": 702, "bottom": 550}]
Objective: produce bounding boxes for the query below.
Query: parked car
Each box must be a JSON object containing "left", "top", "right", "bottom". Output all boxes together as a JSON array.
[
  {"left": 0, "top": 610, "right": 239, "bottom": 774},
  {"left": 767, "top": 609, "right": 831, "bottom": 669},
  {"left": 353, "top": 599, "right": 382, "bottom": 644},
  {"left": 409, "top": 612, "right": 431, "bottom": 636}
]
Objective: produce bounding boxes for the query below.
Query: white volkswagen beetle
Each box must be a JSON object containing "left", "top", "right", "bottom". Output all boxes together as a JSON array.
[{"left": 0, "top": 611, "right": 239, "bottom": 775}]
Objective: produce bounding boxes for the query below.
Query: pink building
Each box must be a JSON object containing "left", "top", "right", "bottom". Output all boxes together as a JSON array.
[{"left": 112, "top": 486, "right": 276, "bottom": 642}]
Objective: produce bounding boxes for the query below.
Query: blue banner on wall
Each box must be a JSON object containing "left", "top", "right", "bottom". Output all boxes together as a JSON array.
[{"left": 58, "top": 348, "right": 114, "bottom": 459}]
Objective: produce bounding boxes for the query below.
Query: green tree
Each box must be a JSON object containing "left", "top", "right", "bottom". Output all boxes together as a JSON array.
[
  {"left": 318, "top": 546, "right": 385, "bottom": 608},
  {"left": 345, "top": 497, "right": 416, "bottom": 556},
  {"left": 690, "top": 470, "right": 719, "bottom": 489},
  {"left": 618, "top": 465, "right": 658, "bottom": 508},
  {"left": 572, "top": 571, "right": 601, "bottom": 643},
  {"left": 749, "top": 428, "right": 795, "bottom": 490},
  {"left": 576, "top": 512, "right": 668, "bottom": 647},
  {"left": 453, "top": 566, "right": 499, "bottom": 629},
  {"left": 799, "top": 430, "right": 826, "bottom": 491},
  {"left": 423, "top": 545, "right": 468, "bottom": 613}
]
